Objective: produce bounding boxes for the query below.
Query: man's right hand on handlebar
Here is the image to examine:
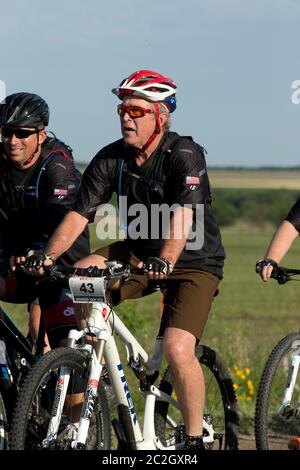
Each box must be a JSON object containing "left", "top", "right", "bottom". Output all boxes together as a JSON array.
[
  {"left": 255, "top": 258, "right": 278, "bottom": 282},
  {"left": 138, "top": 256, "right": 174, "bottom": 280}
]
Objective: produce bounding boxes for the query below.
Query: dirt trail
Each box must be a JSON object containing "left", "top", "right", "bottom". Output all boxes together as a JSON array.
[
  {"left": 238, "top": 434, "right": 256, "bottom": 450},
  {"left": 238, "top": 434, "right": 300, "bottom": 451}
]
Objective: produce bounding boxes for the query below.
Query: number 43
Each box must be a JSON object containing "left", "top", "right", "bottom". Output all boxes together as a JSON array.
[{"left": 80, "top": 282, "right": 95, "bottom": 294}]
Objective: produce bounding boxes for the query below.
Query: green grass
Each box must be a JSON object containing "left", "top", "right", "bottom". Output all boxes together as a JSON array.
[{"left": 4, "top": 223, "right": 300, "bottom": 434}]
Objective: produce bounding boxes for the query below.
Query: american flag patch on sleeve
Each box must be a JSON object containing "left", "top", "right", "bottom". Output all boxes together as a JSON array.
[
  {"left": 185, "top": 176, "right": 200, "bottom": 185},
  {"left": 54, "top": 188, "right": 68, "bottom": 196}
]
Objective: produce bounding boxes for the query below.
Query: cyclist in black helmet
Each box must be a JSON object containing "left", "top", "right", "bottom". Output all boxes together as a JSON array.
[{"left": 0, "top": 92, "right": 90, "bottom": 350}]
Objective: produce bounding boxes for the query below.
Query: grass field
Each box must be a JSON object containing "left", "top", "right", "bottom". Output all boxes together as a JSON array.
[
  {"left": 209, "top": 169, "right": 300, "bottom": 189},
  {"left": 78, "top": 163, "right": 300, "bottom": 190}
]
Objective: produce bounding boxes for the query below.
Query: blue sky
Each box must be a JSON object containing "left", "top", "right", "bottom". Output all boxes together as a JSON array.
[{"left": 1, "top": 0, "right": 300, "bottom": 167}]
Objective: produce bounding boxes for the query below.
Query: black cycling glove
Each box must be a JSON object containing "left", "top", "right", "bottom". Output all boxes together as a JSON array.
[
  {"left": 142, "top": 257, "right": 174, "bottom": 276},
  {"left": 25, "top": 249, "right": 54, "bottom": 270},
  {"left": 255, "top": 258, "right": 278, "bottom": 273}
]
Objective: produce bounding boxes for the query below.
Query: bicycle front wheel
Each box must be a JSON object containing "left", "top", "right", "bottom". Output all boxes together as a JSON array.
[
  {"left": 255, "top": 333, "right": 300, "bottom": 450},
  {"left": 10, "top": 347, "right": 111, "bottom": 450},
  {"left": 154, "top": 345, "right": 239, "bottom": 450},
  {"left": 0, "top": 391, "right": 8, "bottom": 449}
]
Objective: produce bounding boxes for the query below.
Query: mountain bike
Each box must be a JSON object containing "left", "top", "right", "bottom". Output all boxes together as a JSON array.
[
  {"left": 10, "top": 261, "right": 239, "bottom": 450},
  {"left": 255, "top": 265, "right": 300, "bottom": 450},
  {"left": 0, "top": 304, "right": 37, "bottom": 449}
]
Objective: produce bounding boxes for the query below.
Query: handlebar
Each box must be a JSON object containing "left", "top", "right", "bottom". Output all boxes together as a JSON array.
[
  {"left": 271, "top": 266, "right": 300, "bottom": 284},
  {"left": 256, "top": 264, "right": 300, "bottom": 284},
  {"left": 46, "top": 261, "right": 144, "bottom": 283}
]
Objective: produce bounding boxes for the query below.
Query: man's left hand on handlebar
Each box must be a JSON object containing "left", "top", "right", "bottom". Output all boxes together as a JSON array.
[
  {"left": 10, "top": 249, "right": 55, "bottom": 275},
  {"left": 138, "top": 256, "right": 174, "bottom": 280}
]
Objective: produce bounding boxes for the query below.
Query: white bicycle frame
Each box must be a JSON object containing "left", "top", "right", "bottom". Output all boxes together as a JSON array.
[
  {"left": 278, "top": 339, "right": 300, "bottom": 416},
  {"left": 42, "top": 300, "right": 215, "bottom": 450}
]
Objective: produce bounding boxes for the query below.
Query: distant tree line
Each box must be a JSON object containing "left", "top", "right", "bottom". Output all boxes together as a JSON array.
[
  {"left": 76, "top": 163, "right": 300, "bottom": 228},
  {"left": 212, "top": 189, "right": 300, "bottom": 227}
]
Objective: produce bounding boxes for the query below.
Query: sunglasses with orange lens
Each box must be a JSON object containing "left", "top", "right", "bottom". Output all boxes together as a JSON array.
[{"left": 117, "top": 104, "right": 153, "bottom": 118}]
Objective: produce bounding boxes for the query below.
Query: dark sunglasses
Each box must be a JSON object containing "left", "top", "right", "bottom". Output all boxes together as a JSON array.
[
  {"left": 117, "top": 104, "right": 153, "bottom": 118},
  {"left": 1, "top": 128, "right": 38, "bottom": 139}
]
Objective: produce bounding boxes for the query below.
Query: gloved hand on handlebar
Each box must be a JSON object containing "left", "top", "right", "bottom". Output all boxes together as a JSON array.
[
  {"left": 26, "top": 249, "right": 55, "bottom": 269},
  {"left": 255, "top": 258, "right": 278, "bottom": 282},
  {"left": 138, "top": 256, "right": 174, "bottom": 280},
  {"left": 10, "top": 249, "right": 55, "bottom": 275}
]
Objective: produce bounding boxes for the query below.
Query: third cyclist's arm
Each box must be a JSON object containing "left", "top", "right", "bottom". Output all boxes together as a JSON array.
[
  {"left": 264, "top": 220, "right": 298, "bottom": 263},
  {"left": 260, "top": 220, "right": 298, "bottom": 281}
]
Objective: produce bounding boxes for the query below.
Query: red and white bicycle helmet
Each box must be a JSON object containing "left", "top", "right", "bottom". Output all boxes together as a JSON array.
[
  {"left": 113, "top": 70, "right": 177, "bottom": 153},
  {"left": 112, "top": 69, "right": 177, "bottom": 113}
]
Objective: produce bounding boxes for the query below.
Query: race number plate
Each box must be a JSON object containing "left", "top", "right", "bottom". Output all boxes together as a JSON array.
[{"left": 69, "top": 277, "right": 106, "bottom": 303}]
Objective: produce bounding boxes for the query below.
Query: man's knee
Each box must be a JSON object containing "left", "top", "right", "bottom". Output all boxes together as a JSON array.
[
  {"left": 163, "top": 343, "right": 186, "bottom": 367},
  {"left": 74, "top": 254, "right": 121, "bottom": 290},
  {"left": 163, "top": 328, "right": 197, "bottom": 367},
  {"left": 74, "top": 254, "right": 107, "bottom": 269}
]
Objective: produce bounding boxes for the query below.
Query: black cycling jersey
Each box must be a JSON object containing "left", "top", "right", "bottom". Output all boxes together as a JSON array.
[
  {"left": 73, "top": 131, "right": 225, "bottom": 277},
  {"left": 0, "top": 137, "right": 90, "bottom": 265},
  {"left": 285, "top": 198, "right": 300, "bottom": 233}
]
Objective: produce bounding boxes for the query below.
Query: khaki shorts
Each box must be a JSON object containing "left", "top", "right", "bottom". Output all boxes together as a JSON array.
[{"left": 94, "top": 241, "right": 220, "bottom": 340}]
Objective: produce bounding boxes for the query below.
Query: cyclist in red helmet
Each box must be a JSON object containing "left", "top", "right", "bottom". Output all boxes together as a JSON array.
[{"left": 24, "top": 71, "right": 225, "bottom": 449}]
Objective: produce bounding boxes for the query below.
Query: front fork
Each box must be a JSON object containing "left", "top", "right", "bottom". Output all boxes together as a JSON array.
[
  {"left": 75, "top": 329, "right": 108, "bottom": 447},
  {"left": 42, "top": 328, "right": 109, "bottom": 449},
  {"left": 279, "top": 341, "right": 300, "bottom": 417}
]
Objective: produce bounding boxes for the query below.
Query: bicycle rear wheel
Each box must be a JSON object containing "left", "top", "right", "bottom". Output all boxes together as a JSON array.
[
  {"left": 0, "top": 391, "right": 8, "bottom": 449},
  {"left": 255, "top": 333, "right": 300, "bottom": 450},
  {"left": 10, "top": 347, "right": 111, "bottom": 450},
  {"left": 154, "top": 345, "right": 239, "bottom": 450}
]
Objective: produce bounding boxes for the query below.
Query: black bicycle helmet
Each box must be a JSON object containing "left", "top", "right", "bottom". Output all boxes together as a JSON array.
[{"left": 0, "top": 92, "right": 49, "bottom": 129}]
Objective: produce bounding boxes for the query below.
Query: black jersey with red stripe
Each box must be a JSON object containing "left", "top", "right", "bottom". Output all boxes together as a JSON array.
[{"left": 0, "top": 137, "right": 89, "bottom": 264}]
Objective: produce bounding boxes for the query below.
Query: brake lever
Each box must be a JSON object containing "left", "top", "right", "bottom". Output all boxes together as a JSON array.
[
  {"left": 107, "top": 265, "right": 131, "bottom": 280},
  {"left": 276, "top": 272, "right": 290, "bottom": 284},
  {"left": 271, "top": 266, "right": 290, "bottom": 284}
]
